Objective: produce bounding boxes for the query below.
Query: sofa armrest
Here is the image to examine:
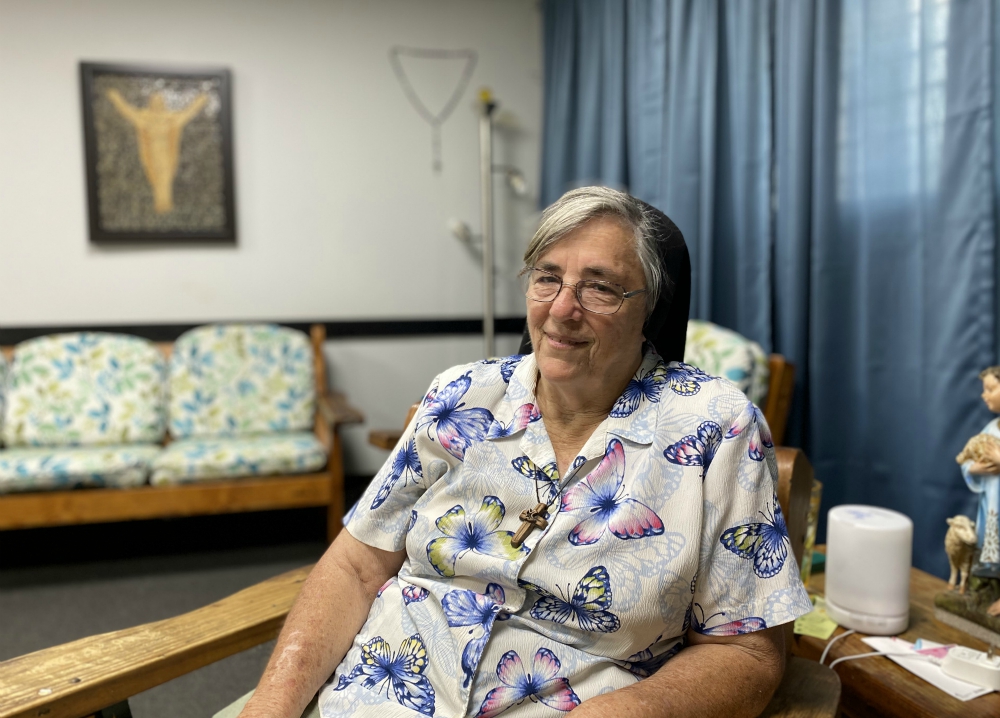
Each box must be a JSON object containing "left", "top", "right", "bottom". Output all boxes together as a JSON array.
[
  {"left": 317, "top": 391, "right": 364, "bottom": 428},
  {"left": 0, "top": 566, "right": 312, "bottom": 718}
]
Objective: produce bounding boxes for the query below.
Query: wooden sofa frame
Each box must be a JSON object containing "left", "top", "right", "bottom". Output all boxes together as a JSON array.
[
  {"left": 0, "top": 446, "right": 836, "bottom": 718},
  {"left": 0, "top": 324, "right": 362, "bottom": 544}
]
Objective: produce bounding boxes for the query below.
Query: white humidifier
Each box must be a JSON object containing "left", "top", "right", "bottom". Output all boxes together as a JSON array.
[{"left": 824, "top": 505, "right": 913, "bottom": 635}]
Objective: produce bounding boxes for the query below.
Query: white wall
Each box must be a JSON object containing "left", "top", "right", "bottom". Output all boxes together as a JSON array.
[{"left": 0, "top": 0, "right": 542, "bottom": 474}]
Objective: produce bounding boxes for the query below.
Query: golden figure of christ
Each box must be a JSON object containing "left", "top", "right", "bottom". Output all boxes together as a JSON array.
[
  {"left": 105, "top": 90, "right": 208, "bottom": 214},
  {"left": 511, "top": 502, "right": 550, "bottom": 548}
]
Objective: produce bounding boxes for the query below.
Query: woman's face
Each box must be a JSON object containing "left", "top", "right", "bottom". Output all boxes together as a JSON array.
[{"left": 527, "top": 217, "right": 647, "bottom": 390}]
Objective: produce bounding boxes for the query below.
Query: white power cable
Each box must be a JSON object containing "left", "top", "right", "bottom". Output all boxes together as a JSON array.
[{"left": 819, "top": 628, "right": 856, "bottom": 665}]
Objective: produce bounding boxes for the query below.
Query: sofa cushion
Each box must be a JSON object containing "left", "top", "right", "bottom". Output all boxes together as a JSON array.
[
  {"left": 0, "top": 351, "right": 8, "bottom": 443},
  {"left": 150, "top": 432, "right": 327, "bottom": 485},
  {"left": 168, "top": 324, "right": 315, "bottom": 439},
  {"left": 2, "top": 333, "right": 166, "bottom": 447},
  {"left": 0, "top": 444, "right": 160, "bottom": 493},
  {"left": 684, "top": 320, "right": 769, "bottom": 405}
]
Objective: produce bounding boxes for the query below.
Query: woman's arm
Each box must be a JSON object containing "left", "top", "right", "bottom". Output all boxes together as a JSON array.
[
  {"left": 568, "top": 626, "right": 785, "bottom": 718},
  {"left": 237, "top": 529, "right": 407, "bottom": 718}
]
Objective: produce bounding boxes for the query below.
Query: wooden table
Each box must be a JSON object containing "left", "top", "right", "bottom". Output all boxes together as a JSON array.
[{"left": 793, "top": 561, "right": 1000, "bottom": 717}]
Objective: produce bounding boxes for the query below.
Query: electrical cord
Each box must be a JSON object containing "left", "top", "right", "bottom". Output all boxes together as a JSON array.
[{"left": 819, "top": 628, "right": 855, "bottom": 665}]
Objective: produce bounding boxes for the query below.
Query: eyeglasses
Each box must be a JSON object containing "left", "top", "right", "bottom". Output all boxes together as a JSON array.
[{"left": 520, "top": 267, "right": 647, "bottom": 315}]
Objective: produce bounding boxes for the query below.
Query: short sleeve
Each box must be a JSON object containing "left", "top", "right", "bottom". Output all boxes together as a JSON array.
[
  {"left": 346, "top": 374, "right": 454, "bottom": 552},
  {"left": 691, "top": 404, "right": 812, "bottom": 633}
]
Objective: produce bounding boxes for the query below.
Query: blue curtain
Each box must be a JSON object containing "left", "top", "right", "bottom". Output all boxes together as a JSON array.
[{"left": 541, "top": 0, "right": 998, "bottom": 576}]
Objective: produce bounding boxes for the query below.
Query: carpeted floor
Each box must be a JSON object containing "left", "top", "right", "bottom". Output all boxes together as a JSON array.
[{"left": 0, "top": 508, "right": 332, "bottom": 717}]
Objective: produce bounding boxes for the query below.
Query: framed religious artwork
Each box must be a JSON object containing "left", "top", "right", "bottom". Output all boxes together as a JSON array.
[{"left": 80, "top": 62, "right": 236, "bottom": 243}]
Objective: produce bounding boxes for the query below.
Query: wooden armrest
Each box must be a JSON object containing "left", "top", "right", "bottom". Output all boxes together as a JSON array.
[
  {"left": 318, "top": 391, "right": 364, "bottom": 427},
  {"left": 764, "top": 355, "right": 795, "bottom": 447},
  {"left": 368, "top": 429, "right": 404, "bottom": 450},
  {"left": 775, "top": 447, "right": 813, "bottom": 570},
  {"left": 0, "top": 566, "right": 312, "bottom": 718}
]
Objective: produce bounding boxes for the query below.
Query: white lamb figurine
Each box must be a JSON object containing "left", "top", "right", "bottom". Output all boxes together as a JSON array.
[{"left": 945, "top": 515, "right": 978, "bottom": 594}]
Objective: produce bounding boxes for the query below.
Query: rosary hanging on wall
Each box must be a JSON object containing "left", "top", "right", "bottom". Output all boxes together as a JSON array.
[{"left": 389, "top": 46, "right": 478, "bottom": 173}]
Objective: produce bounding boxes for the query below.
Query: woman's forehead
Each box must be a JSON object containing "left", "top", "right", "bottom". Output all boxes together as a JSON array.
[{"left": 537, "top": 218, "right": 642, "bottom": 278}]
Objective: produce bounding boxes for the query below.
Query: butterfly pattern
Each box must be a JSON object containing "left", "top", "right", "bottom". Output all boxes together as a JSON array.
[
  {"left": 719, "top": 495, "right": 790, "bottom": 578},
  {"left": 610, "top": 364, "right": 669, "bottom": 418},
  {"left": 328, "top": 349, "right": 814, "bottom": 717},
  {"left": 560, "top": 438, "right": 665, "bottom": 545},
  {"left": 691, "top": 603, "right": 767, "bottom": 635},
  {"left": 417, "top": 372, "right": 495, "bottom": 460},
  {"left": 511, "top": 455, "right": 560, "bottom": 503},
  {"left": 663, "top": 420, "right": 723, "bottom": 479},
  {"left": 486, "top": 403, "right": 541, "bottom": 439},
  {"left": 402, "top": 585, "right": 429, "bottom": 604},
  {"left": 442, "top": 583, "right": 510, "bottom": 688},
  {"left": 371, "top": 438, "right": 423, "bottom": 510},
  {"left": 520, "top": 566, "right": 620, "bottom": 633},
  {"left": 483, "top": 354, "right": 525, "bottom": 384},
  {"left": 725, "top": 401, "right": 774, "bottom": 461},
  {"left": 663, "top": 362, "right": 715, "bottom": 396},
  {"left": 426, "top": 496, "right": 527, "bottom": 577},
  {"left": 333, "top": 634, "right": 436, "bottom": 716},
  {"left": 474, "top": 648, "right": 581, "bottom": 718}
]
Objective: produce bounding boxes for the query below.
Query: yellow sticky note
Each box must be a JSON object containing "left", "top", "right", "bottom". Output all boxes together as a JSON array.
[{"left": 794, "top": 595, "right": 838, "bottom": 640}]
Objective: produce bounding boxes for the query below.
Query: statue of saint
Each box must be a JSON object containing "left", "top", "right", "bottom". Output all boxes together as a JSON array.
[
  {"left": 105, "top": 90, "right": 208, "bottom": 214},
  {"left": 958, "top": 368, "right": 1000, "bottom": 609}
]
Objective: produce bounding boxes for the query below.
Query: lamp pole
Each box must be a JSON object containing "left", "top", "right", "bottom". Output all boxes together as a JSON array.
[{"left": 479, "top": 89, "right": 496, "bottom": 359}]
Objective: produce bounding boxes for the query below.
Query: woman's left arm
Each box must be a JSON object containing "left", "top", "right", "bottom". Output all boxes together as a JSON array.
[{"left": 568, "top": 626, "right": 785, "bottom": 718}]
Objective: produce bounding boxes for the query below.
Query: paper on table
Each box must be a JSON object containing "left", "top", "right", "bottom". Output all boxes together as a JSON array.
[
  {"left": 860, "top": 637, "right": 993, "bottom": 702},
  {"left": 794, "top": 595, "right": 838, "bottom": 640}
]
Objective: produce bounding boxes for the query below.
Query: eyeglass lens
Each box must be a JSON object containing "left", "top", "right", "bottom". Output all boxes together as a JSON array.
[{"left": 523, "top": 269, "right": 624, "bottom": 313}]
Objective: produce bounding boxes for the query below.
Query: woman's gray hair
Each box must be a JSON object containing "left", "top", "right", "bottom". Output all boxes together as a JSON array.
[{"left": 523, "top": 186, "right": 666, "bottom": 316}]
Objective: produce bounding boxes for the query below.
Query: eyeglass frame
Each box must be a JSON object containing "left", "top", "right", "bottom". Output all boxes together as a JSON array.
[{"left": 519, "top": 266, "right": 648, "bottom": 315}]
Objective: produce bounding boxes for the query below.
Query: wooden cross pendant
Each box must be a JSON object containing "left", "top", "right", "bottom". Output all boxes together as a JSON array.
[{"left": 511, "top": 502, "right": 549, "bottom": 548}]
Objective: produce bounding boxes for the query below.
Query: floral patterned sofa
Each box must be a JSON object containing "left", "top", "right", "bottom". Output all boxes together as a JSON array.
[{"left": 0, "top": 324, "right": 361, "bottom": 542}]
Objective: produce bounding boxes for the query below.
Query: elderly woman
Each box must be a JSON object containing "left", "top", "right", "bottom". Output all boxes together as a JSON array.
[{"left": 228, "top": 187, "right": 812, "bottom": 718}]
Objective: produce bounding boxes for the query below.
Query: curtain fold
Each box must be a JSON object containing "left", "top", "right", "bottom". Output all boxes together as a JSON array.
[{"left": 541, "top": 0, "right": 999, "bottom": 575}]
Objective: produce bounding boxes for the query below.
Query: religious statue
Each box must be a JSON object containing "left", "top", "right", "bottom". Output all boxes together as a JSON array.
[
  {"left": 936, "top": 367, "right": 1000, "bottom": 636},
  {"left": 105, "top": 90, "right": 208, "bottom": 214}
]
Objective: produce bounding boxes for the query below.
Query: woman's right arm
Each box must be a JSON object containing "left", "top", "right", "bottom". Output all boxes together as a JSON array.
[{"left": 237, "top": 528, "right": 407, "bottom": 718}]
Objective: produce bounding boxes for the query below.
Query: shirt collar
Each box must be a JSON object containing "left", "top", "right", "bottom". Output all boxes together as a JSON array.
[{"left": 488, "top": 347, "right": 665, "bottom": 448}]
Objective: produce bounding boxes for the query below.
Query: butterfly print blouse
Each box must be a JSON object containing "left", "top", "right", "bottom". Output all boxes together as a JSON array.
[{"left": 318, "top": 348, "right": 812, "bottom": 718}]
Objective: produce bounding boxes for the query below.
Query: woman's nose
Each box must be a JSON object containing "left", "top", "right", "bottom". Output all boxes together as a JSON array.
[{"left": 549, "top": 284, "right": 582, "bottom": 318}]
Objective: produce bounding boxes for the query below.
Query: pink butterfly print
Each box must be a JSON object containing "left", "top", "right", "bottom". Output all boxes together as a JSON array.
[
  {"left": 486, "top": 402, "right": 541, "bottom": 439},
  {"left": 724, "top": 402, "right": 773, "bottom": 461},
  {"left": 560, "top": 438, "right": 664, "bottom": 546},
  {"left": 402, "top": 585, "right": 429, "bottom": 604},
  {"left": 692, "top": 603, "right": 767, "bottom": 635},
  {"left": 475, "top": 647, "right": 581, "bottom": 717},
  {"left": 376, "top": 578, "right": 394, "bottom": 598}
]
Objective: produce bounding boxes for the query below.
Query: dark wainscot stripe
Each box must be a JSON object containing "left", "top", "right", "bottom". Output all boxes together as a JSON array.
[{"left": 0, "top": 317, "right": 527, "bottom": 345}]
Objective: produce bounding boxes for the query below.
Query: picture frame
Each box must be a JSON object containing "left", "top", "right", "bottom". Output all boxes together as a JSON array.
[{"left": 80, "top": 62, "right": 236, "bottom": 244}]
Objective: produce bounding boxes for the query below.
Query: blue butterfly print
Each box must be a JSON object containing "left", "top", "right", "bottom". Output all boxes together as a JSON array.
[
  {"left": 571, "top": 455, "right": 587, "bottom": 471},
  {"left": 622, "top": 635, "right": 683, "bottom": 678},
  {"left": 691, "top": 603, "right": 767, "bottom": 635},
  {"left": 519, "top": 566, "right": 620, "bottom": 633},
  {"left": 407, "top": 510, "right": 418, "bottom": 531},
  {"left": 719, "top": 495, "right": 789, "bottom": 578},
  {"left": 475, "top": 648, "right": 581, "bottom": 718},
  {"left": 402, "top": 585, "right": 429, "bottom": 604},
  {"left": 663, "top": 421, "right": 723, "bottom": 479},
  {"left": 334, "top": 634, "right": 435, "bottom": 715},
  {"left": 664, "top": 362, "right": 714, "bottom": 396},
  {"left": 511, "top": 456, "right": 560, "bottom": 504},
  {"left": 442, "top": 583, "right": 510, "bottom": 688},
  {"left": 610, "top": 363, "right": 668, "bottom": 418},
  {"left": 426, "top": 496, "right": 527, "bottom": 577},
  {"left": 484, "top": 354, "right": 525, "bottom": 383},
  {"left": 560, "top": 438, "right": 664, "bottom": 545},
  {"left": 487, "top": 403, "right": 540, "bottom": 439},
  {"left": 416, "top": 372, "right": 494, "bottom": 460},
  {"left": 371, "top": 437, "right": 423, "bottom": 509},
  {"left": 724, "top": 401, "right": 774, "bottom": 461}
]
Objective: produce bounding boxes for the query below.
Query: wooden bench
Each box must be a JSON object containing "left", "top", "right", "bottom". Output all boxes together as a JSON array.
[{"left": 0, "top": 325, "right": 363, "bottom": 544}]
